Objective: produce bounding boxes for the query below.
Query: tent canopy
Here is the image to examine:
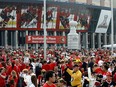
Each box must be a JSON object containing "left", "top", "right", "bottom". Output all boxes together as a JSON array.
[{"left": 103, "top": 44, "right": 116, "bottom": 48}]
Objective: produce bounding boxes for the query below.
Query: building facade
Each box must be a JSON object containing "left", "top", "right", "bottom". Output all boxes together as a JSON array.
[{"left": 0, "top": 0, "right": 116, "bottom": 49}]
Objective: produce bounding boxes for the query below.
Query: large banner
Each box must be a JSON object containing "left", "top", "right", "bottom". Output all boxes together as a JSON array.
[
  {"left": 41, "top": 6, "right": 57, "bottom": 29},
  {"left": 20, "top": 5, "right": 39, "bottom": 28},
  {"left": 95, "top": 10, "right": 111, "bottom": 33},
  {"left": 59, "top": 7, "right": 74, "bottom": 29},
  {"left": 0, "top": 5, "right": 17, "bottom": 28},
  {"left": 26, "top": 36, "right": 66, "bottom": 44},
  {"left": 0, "top": 3, "right": 92, "bottom": 31},
  {"left": 59, "top": 7, "right": 91, "bottom": 30},
  {"left": 75, "top": 7, "right": 91, "bottom": 30}
]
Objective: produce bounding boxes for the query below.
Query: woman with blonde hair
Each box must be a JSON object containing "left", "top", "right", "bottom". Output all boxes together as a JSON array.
[
  {"left": 8, "top": 70, "right": 18, "bottom": 87},
  {"left": 0, "top": 67, "right": 6, "bottom": 87}
]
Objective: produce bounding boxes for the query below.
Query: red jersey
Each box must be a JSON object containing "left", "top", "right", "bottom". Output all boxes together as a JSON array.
[
  {"left": 7, "top": 66, "right": 20, "bottom": 77},
  {"left": 0, "top": 73, "right": 6, "bottom": 87},
  {"left": 43, "top": 83, "right": 56, "bottom": 87},
  {"left": 8, "top": 75, "right": 18, "bottom": 86},
  {"left": 94, "top": 67, "right": 103, "bottom": 74},
  {"left": 49, "top": 63, "right": 56, "bottom": 70},
  {"left": 113, "top": 72, "right": 116, "bottom": 82},
  {"left": 0, "top": 63, "right": 3, "bottom": 68},
  {"left": 42, "top": 64, "right": 50, "bottom": 71}
]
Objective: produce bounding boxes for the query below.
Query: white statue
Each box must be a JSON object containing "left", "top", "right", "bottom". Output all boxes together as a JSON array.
[
  {"left": 69, "top": 20, "right": 77, "bottom": 34},
  {"left": 67, "top": 20, "right": 81, "bottom": 50}
]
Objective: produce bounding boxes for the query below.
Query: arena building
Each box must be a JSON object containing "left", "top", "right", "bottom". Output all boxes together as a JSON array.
[{"left": 0, "top": 0, "right": 116, "bottom": 49}]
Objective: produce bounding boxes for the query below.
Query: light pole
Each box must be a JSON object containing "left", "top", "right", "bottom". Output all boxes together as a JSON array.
[
  {"left": 44, "top": 0, "right": 47, "bottom": 59},
  {"left": 111, "top": 0, "right": 114, "bottom": 54}
]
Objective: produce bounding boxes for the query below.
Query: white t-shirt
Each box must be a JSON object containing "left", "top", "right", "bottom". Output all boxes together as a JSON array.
[
  {"left": 24, "top": 57, "right": 29, "bottom": 63},
  {"left": 98, "top": 60, "right": 104, "bottom": 67},
  {"left": 25, "top": 75, "right": 32, "bottom": 87},
  {"left": 108, "top": 68, "right": 114, "bottom": 73},
  {"left": 29, "top": 84, "right": 35, "bottom": 87}
]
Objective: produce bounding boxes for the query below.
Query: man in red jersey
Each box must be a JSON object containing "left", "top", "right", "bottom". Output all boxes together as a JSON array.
[
  {"left": 0, "top": 67, "right": 6, "bottom": 87},
  {"left": 43, "top": 70, "right": 56, "bottom": 87}
]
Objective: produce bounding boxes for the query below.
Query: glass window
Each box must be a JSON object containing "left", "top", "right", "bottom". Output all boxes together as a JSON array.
[
  {"left": 75, "top": 0, "right": 86, "bottom": 3},
  {"left": 92, "top": 0, "right": 100, "bottom": 6},
  {"left": 104, "top": 0, "right": 111, "bottom": 7}
]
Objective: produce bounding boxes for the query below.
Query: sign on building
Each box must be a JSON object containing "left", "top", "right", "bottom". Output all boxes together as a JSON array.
[
  {"left": 95, "top": 10, "right": 111, "bottom": 33},
  {"left": 26, "top": 36, "right": 66, "bottom": 44}
]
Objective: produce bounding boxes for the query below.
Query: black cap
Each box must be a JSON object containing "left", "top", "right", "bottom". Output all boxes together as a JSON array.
[{"left": 73, "top": 64, "right": 79, "bottom": 68}]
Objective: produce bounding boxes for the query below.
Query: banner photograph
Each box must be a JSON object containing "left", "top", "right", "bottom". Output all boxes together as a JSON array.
[
  {"left": 0, "top": 3, "right": 92, "bottom": 31},
  {"left": 20, "top": 5, "right": 39, "bottom": 28},
  {"left": 0, "top": 5, "right": 17, "bottom": 28},
  {"left": 75, "top": 7, "right": 91, "bottom": 30},
  {"left": 41, "top": 6, "right": 57, "bottom": 29},
  {"left": 58, "top": 6, "right": 91, "bottom": 30},
  {"left": 59, "top": 7, "right": 74, "bottom": 29}
]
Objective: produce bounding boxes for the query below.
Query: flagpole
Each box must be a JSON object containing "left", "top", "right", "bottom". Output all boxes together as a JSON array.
[
  {"left": 111, "top": 0, "right": 114, "bottom": 54},
  {"left": 44, "top": 0, "right": 47, "bottom": 59}
]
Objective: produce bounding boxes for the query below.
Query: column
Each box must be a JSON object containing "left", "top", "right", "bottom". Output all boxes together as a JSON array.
[
  {"left": 85, "top": 32, "right": 88, "bottom": 49},
  {"left": 38, "top": 31, "right": 40, "bottom": 47},
  {"left": 114, "top": 34, "right": 116, "bottom": 43},
  {"left": 35, "top": 31, "right": 38, "bottom": 50},
  {"left": 25, "top": 31, "right": 28, "bottom": 50},
  {"left": 79, "top": 32, "right": 81, "bottom": 49},
  {"left": 63, "top": 31, "right": 65, "bottom": 47},
  {"left": 32, "top": 32, "right": 35, "bottom": 49},
  {"left": 104, "top": 33, "right": 107, "bottom": 45},
  {"left": 92, "top": 33, "right": 95, "bottom": 49},
  {"left": 54, "top": 31, "right": 57, "bottom": 47},
  {"left": 98, "top": 33, "right": 101, "bottom": 48},
  {"left": 1, "top": 31, "right": 4, "bottom": 47},
  {"left": 5, "top": 30, "right": 8, "bottom": 49},
  {"left": 82, "top": 33, "right": 86, "bottom": 49},
  {"left": 11, "top": 32, "right": 13, "bottom": 49},
  {"left": 109, "top": 34, "right": 111, "bottom": 44},
  {"left": 46, "top": 31, "right": 48, "bottom": 49},
  {"left": 15, "top": 31, "right": 18, "bottom": 49}
]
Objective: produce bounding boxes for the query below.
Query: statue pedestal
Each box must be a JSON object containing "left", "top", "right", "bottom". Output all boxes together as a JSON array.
[{"left": 67, "top": 21, "right": 81, "bottom": 50}]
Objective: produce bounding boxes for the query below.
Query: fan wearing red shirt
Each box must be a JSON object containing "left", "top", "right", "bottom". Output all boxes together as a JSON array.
[
  {"left": 49, "top": 59, "right": 56, "bottom": 70},
  {"left": 8, "top": 70, "right": 18, "bottom": 87},
  {"left": 0, "top": 67, "right": 6, "bottom": 87},
  {"left": 42, "top": 61, "right": 50, "bottom": 71},
  {"left": 93, "top": 64, "right": 103, "bottom": 74},
  {"left": 43, "top": 70, "right": 56, "bottom": 87},
  {"left": 7, "top": 61, "right": 20, "bottom": 77}
]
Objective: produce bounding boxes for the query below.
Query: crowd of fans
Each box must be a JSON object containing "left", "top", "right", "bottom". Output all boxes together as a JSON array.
[{"left": 0, "top": 47, "right": 116, "bottom": 87}]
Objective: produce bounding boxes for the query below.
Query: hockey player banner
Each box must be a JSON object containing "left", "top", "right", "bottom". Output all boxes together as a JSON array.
[
  {"left": 59, "top": 7, "right": 74, "bottom": 29},
  {"left": 95, "top": 10, "right": 111, "bottom": 33},
  {"left": 20, "top": 5, "right": 39, "bottom": 28},
  {"left": 0, "top": 5, "right": 17, "bottom": 28},
  {"left": 41, "top": 6, "right": 57, "bottom": 29},
  {"left": 59, "top": 6, "right": 91, "bottom": 30}
]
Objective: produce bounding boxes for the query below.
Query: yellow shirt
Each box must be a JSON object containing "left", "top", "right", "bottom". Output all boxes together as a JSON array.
[{"left": 66, "top": 68, "right": 82, "bottom": 87}]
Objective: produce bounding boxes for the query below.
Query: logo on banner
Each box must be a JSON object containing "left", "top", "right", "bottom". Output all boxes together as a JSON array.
[
  {"left": 95, "top": 10, "right": 111, "bottom": 33},
  {"left": 28, "top": 36, "right": 32, "bottom": 41},
  {"left": 98, "top": 15, "right": 108, "bottom": 28},
  {"left": 61, "top": 37, "right": 65, "bottom": 42}
]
